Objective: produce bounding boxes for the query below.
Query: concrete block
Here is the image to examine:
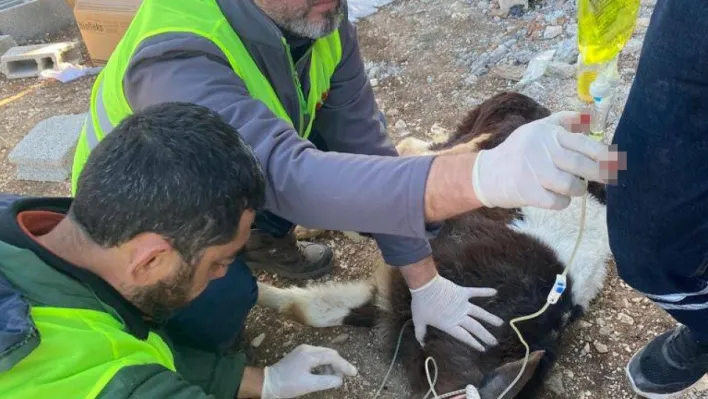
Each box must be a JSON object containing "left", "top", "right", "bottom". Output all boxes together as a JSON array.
[
  {"left": 0, "top": 0, "right": 75, "bottom": 42},
  {"left": 0, "top": 35, "right": 16, "bottom": 57},
  {"left": 0, "top": 41, "right": 80, "bottom": 79},
  {"left": 8, "top": 113, "right": 86, "bottom": 182}
]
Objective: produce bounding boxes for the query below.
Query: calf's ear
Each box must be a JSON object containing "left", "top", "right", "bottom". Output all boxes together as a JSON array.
[{"left": 477, "top": 350, "right": 545, "bottom": 399}]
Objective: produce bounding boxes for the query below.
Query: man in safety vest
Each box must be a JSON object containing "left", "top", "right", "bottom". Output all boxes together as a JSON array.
[
  {"left": 0, "top": 102, "right": 358, "bottom": 398},
  {"left": 70, "top": 0, "right": 615, "bottom": 365}
]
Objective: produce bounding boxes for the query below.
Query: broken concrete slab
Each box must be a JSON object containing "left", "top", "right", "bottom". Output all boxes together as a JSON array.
[
  {"left": 0, "top": 35, "right": 16, "bottom": 57},
  {"left": 8, "top": 113, "right": 86, "bottom": 182},
  {"left": 0, "top": 41, "right": 80, "bottom": 79},
  {"left": 0, "top": 0, "right": 75, "bottom": 42}
]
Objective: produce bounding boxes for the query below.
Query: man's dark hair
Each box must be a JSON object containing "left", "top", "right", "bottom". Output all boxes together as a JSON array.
[{"left": 70, "top": 102, "right": 266, "bottom": 263}]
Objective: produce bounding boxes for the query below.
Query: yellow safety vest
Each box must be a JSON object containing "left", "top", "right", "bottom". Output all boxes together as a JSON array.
[
  {"left": 0, "top": 307, "right": 175, "bottom": 399},
  {"left": 70, "top": 0, "right": 342, "bottom": 194}
]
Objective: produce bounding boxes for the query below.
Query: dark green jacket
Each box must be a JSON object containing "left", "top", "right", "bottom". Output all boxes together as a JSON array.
[{"left": 0, "top": 196, "right": 246, "bottom": 398}]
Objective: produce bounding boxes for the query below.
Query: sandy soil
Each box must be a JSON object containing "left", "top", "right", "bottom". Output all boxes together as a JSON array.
[{"left": 1, "top": 1, "right": 707, "bottom": 398}]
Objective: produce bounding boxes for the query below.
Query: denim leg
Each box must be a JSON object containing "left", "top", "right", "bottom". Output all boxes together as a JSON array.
[
  {"left": 164, "top": 255, "right": 258, "bottom": 352},
  {"left": 607, "top": 0, "right": 708, "bottom": 343},
  {"left": 253, "top": 211, "right": 296, "bottom": 238}
]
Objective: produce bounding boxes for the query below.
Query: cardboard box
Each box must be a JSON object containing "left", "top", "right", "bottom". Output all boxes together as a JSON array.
[{"left": 73, "top": 0, "right": 142, "bottom": 65}]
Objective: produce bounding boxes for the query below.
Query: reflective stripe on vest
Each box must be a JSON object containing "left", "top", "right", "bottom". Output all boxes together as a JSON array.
[
  {"left": 85, "top": 81, "right": 113, "bottom": 149},
  {"left": 0, "top": 307, "right": 175, "bottom": 399},
  {"left": 71, "top": 0, "right": 342, "bottom": 195}
]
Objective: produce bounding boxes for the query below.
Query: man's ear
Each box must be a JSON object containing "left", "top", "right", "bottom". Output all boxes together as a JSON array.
[
  {"left": 127, "top": 233, "right": 173, "bottom": 285},
  {"left": 477, "top": 350, "right": 545, "bottom": 399}
]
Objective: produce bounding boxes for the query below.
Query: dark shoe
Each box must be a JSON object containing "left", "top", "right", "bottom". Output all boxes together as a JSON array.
[
  {"left": 626, "top": 324, "right": 708, "bottom": 398},
  {"left": 244, "top": 229, "right": 333, "bottom": 280}
]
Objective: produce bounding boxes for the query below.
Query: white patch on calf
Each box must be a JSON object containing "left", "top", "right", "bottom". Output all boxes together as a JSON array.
[{"left": 508, "top": 193, "right": 610, "bottom": 310}]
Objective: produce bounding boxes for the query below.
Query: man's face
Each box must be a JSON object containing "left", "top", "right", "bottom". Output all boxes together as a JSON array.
[
  {"left": 123, "top": 210, "right": 255, "bottom": 322},
  {"left": 255, "top": 0, "right": 346, "bottom": 39}
]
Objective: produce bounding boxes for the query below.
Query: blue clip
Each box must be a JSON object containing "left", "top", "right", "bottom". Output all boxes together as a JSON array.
[{"left": 547, "top": 274, "right": 567, "bottom": 305}]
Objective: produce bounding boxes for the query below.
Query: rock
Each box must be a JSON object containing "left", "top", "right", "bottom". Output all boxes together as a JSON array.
[
  {"left": 546, "top": 61, "right": 575, "bottom": 79},
  {"left": 546, "top": 372, "right": 565, "bottom": 395},
  {"left": 491, "top": 64, "right": 526, "bottom": 81},
  {"left": 331, "top": 334, "right": 349, "bottom": 344},
  {"left": 515, "top": 50, "right": 535, "bottom": 64},
  {"left": 624, "top": 37, "right": 644, "bottom": 55},
  {"left": 469, "top": 44, "right": 509, "bottom": 76},
  {"left": 477, "top": 1, "right": 490, "bottom": 9},
  {"left": 545, "top": 9, "right": 567, "bottom": 24},
  {"left": 544, "top": 25, "right": 564, "bottom": 40},
  {"left": 582, "top": 343, "right": 591, "bottom": 354},
  {"left": 489, "top": 44, "right": 510, "bottom": 60},
  {"left": 498, "top": 0, "right": 528, "bottom": 16},
  {"left": 469, "top": 53, "right": 491, "bottom": 75},
  {"left": 579, "top": 320, "right": 592, "bottom": 328},
  {"left": 594, "top": 341, "right": 609, "bottom": 353},
  {"left": 370, "top": 78, "right": 379, "bottom": 87},
  {"left": 526, "top": 15, "right": 545, "bottom": 39},
  {"left": 464, "top": 74, "right": 479, "bottom": 86},
  {"left": 508, "top": 4, "right": 525, "bottom": 17},
  {"left": 251, "top": 333, "right": 266, "bottom": 348},
  {"left": 631, "top": 297, "right": 643, "bottom": 303},
  {"left": 637, "top": 17, "right": 651, "bottom": 30},
  {"left": 465, "top": 97, "right": 481, "bottom": 107},
  {"left": 554, "top": 37, "right": 579, "bottom": 64},
  {"left": 395, "top": 120, "right": 408, "bottom": 130},
  {"left": 599, "top": 326, "right": 612, "bottom": 336},
  {"left": 566, "top": 23, "right": 579, "bottom": 36},
  {"left": 618, "top": 313, "right": 635, "bottom": 325}
]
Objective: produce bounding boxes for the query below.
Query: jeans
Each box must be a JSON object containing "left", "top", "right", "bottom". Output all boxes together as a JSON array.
[{"left": 607, "top": 0, "right": 708, "bottom": 343}]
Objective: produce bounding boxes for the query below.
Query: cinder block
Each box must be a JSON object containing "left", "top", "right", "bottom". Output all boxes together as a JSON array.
[
  {"left": 8, "top": 113, "right": 86, "bottom": 182},
  {"left": 0, "top": 0, "right": 75, "bottom": 42},
  {"left": 0, "top": 35, "right": 16, "bottom": 57},
  {"left": 0, "top": 41, "right": 79, "bottom": 79}
]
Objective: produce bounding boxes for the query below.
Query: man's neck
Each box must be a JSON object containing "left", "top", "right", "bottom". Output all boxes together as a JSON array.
[{"left": 36, "top": 219, "right": 124, "bottom": 293}]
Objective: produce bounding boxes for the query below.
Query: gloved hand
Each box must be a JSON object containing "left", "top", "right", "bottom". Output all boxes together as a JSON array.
[
  {"left": 472, "top": 111, "right": 608, "bottom": 210},
  {"left": 261, "top": 344, "right": 358, "bottom": 399},
  {"left": 410, "top": 274, "right": 504, "bottom": 351}
]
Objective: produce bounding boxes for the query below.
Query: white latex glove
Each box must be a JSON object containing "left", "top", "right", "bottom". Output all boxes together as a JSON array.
[
  {"left": 410, "top": 274, "right": 504, "bottom": 351},
  {"left": 261, "top": 344, "right": 358, "bottom": 399},
  {"left": 472, "top": 111, "right": 608, "bottom": 210}
]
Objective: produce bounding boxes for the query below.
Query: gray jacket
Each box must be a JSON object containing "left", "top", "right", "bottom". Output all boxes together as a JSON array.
[{"left": 122, "top": 0, "right": 438, "bottom": 266}]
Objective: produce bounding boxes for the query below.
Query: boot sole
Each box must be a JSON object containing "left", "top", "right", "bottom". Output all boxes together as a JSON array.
[
  {"left": 245, "top": 260, "right": 333, "bottom": 280},
  {"left": 625, "top": 347, "right": 707, "bottom": 399}
]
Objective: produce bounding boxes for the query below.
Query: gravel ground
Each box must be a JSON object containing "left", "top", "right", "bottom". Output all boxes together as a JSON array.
[{"left": 1, "top": 1, "right": 707, "bottom": 398}]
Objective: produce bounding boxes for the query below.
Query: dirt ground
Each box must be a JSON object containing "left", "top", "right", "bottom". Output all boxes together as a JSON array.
[{"left": 1, "top": 0, "right": 707, "bottom": 398}]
